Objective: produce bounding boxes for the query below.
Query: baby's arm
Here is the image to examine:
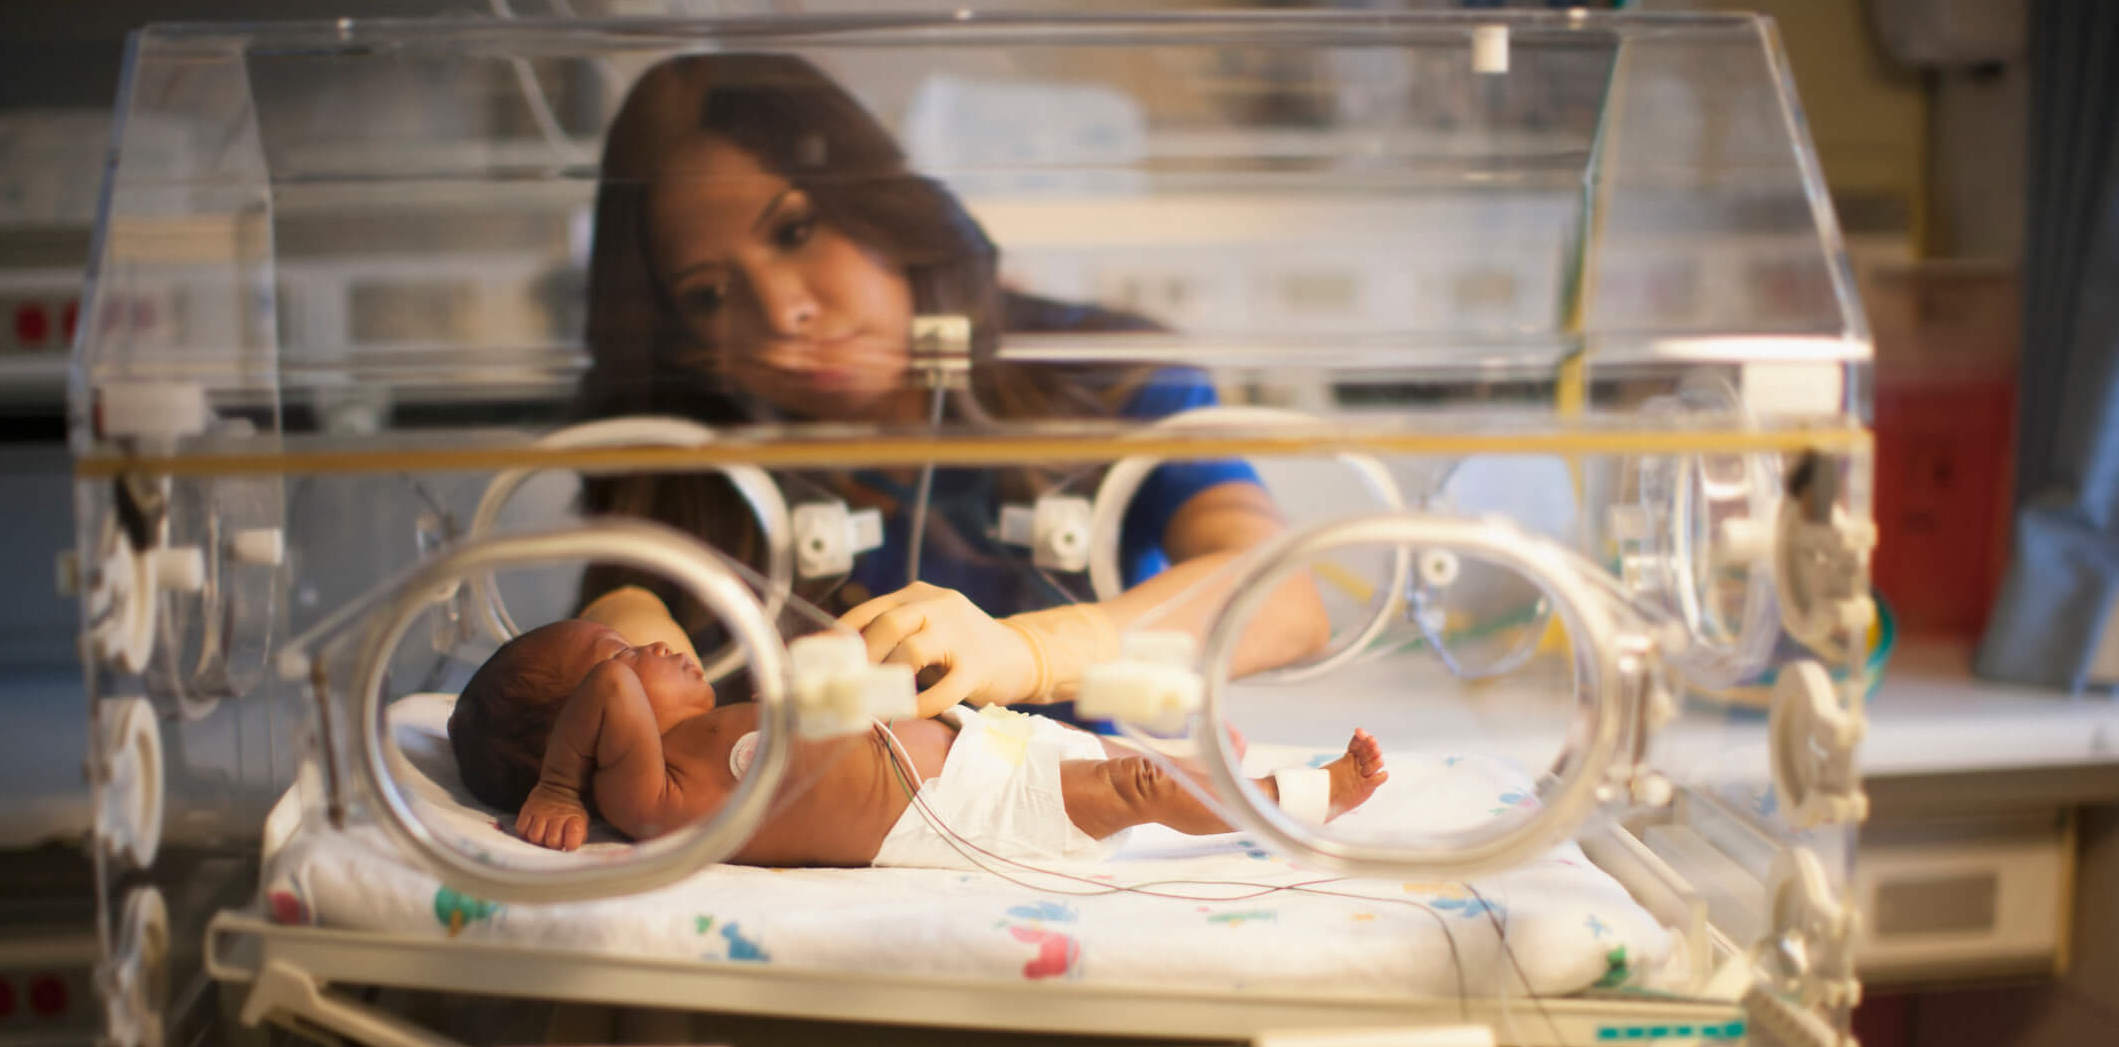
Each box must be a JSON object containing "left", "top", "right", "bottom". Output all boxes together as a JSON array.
[{"left": 516, "top": 659, "right": 721, "bottom": 850}]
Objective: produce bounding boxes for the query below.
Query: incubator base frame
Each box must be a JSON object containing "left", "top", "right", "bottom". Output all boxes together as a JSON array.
[
  {"left": 202, "top": 818, "right": 1763, "bottom": 1047},
  {"left": 205, "top": 914, "right": 1747, "bottom": 1047}
]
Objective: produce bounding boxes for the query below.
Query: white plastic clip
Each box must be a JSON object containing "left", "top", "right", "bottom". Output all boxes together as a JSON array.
[
  {"left": 1472, "top": 25, "right": 1510, "bottom": 75},
  {"left": 787, "top": 632, "right": 916, "bottom": 738},
  {"left": 99, "top": 381, "right": 210, "bottom": 441},
  {"left": 792, "top": 502, "right": 884, "bottom": 579},
  {"left": 1076, "top": 630, "right": 1203, "bottom": 732},
  {"left": 154, "top": 546, "right": 205, "bottom": 593},
  {"left": 1000, "top": 495, "right": 1093, "bottom": 572},
  {"left": 230, "top": 527, "right": 285, "bottom": 567},
  {"left": 910, "top": 314, "right": 973, "bottom": 388}
]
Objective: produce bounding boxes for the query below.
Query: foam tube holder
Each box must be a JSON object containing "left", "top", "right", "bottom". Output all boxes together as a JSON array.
[
  {"left": 351, "top": 519, "right": 793, "bottom": 904},
  {"left": 1192, "top": 511, "right": 1630, "bottom": 879},
  {"left": 96, "top": 697, "right": 164, "bottom": 870},
  {"left": 1087, "top": 405, "right": 1408, "bottom": 684},
  {"left": 466, "top": 416, "right": 793, "bottom": 685}
]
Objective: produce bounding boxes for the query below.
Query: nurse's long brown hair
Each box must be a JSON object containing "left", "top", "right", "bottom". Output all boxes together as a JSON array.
[{"left": 574, "top": 53, "right": 1150, "bottom": 635}]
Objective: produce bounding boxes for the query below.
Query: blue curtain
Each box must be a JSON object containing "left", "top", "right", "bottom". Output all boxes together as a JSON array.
[{"left": 1975, "top": 1, "right": 2119, "bottom": 689}]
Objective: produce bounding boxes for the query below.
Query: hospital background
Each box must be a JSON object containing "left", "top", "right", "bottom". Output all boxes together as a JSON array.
[{"left": 0, "top": 1, "right": 2111, "bottom": 1045}]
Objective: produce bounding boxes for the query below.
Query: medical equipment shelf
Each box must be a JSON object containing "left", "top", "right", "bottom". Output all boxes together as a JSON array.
[{"left": 204, "top": 912, "right": 1747, "bottom": 1047}]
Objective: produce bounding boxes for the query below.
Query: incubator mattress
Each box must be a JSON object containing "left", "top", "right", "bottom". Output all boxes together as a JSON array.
[{"left": 262, "top": 694, "right": 1679, "bottom": 998}]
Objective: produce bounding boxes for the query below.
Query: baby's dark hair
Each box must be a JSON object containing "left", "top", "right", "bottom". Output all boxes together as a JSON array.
[{"left": 447, "top": 624, "right": 593, "bottom": 811}]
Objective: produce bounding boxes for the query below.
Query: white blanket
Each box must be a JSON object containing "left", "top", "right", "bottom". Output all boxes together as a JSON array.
[{"left": 264, "top": 694, "right": 1678, "bottom": 997}]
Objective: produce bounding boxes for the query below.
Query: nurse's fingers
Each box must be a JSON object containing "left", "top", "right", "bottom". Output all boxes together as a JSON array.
[
  {"left": 915, "top": 666, "right": 981, "bottom": 716},
  {"left": 838, "top": 581, "right": 940, "bottom": 634},
  {"left": 879, "top": 627, "right": 950, "bottom": 678},
  {"left": 859, "top": 603, "right": 935, "bottom": 666}
]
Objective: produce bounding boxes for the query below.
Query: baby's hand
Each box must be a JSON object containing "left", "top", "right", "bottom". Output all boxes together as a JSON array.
[{"left": 517, "top": 783, "right": 589, "bottom": 851}]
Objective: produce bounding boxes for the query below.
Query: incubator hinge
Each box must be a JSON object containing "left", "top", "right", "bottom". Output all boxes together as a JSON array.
[
  {"left": 90, "top": 696, "right": 165, "bottom": 869},
  {"left": 910, "top": 313, "right": 972, "bottom": 389},
  {"left": 1769, "top": 660, "right": 1868, "bottom": 829},
  {"left": 86, "top": 478, "right": 206, "bottom": 675},
  {"left": 114, "top": 473, "right": 167, "bottom": 554},
  {"left": 96, "top": 886, "right": 168, "bottom": 1047},
  {"left": 1601, "top": 632, "right": 1677, "bottom": 809},
  {"left": 1773, "top": 453, "right": 1876, "bottom": 665},
  {"left": 238, "top": 958, "right": 465, "bottom": 1047},
  {"left": 1747, "top": 846, "right": 1861, "bottom": 1046}
]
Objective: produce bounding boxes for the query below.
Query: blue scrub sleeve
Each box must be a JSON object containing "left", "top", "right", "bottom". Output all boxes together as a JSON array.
[{"left": 1117, "top": 370, "right": 1263, "bottom": 585}]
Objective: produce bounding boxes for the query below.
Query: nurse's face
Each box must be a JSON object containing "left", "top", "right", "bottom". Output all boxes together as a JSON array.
[{"left": 648, "top": 135, "right": 916, "bottom": 421}]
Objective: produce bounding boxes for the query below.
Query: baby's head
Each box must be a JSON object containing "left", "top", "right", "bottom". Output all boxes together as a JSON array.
[
  {"left": 447, "top": 620, "right": 711, "bottom": 811},
  {"left": 450, "top": 620, "right": 719, "bottom": 809},
  {"left": 449, "top": 620, "right": 624, "bottom": 810}
]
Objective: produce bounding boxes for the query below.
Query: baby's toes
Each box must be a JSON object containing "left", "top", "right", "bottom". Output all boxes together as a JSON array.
[{"left": 1350, "top": 730, "right": 1385, "bottom": 775}]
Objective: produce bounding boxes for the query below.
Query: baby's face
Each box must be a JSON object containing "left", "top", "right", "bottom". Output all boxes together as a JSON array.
[{"left": 547, "top": 621, "right": 716, "bottom": 732}]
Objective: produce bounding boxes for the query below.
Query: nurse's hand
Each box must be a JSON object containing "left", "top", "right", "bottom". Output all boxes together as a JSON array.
[{"left": 839, "top": 583, "right": 1040, "bottom": 717}]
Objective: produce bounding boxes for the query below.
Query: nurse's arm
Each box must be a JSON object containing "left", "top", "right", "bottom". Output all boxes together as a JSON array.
[
  {"left": 580, "top": 585, "right": 703, "bottom": 665},
  {"left": 1098, "top": 479, "right": 1330, "bottom": 676}
]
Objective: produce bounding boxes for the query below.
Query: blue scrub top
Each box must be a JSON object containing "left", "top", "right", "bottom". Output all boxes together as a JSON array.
[{"left": 844, "top": 367, "right": 1260, "bottom": 614}]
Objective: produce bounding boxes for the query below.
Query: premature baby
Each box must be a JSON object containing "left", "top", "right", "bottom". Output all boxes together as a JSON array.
[{"left": 448, "top": 619, "right": 1388, "bottom": 867}]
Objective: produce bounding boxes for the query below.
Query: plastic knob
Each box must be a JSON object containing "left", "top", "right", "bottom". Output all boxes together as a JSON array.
[
  {"left": 1418, "top": 548, "right": 1460, "bottom": 589},
  {"left": 1031, "top": 495, "right": 1094, "bottom": 573}
]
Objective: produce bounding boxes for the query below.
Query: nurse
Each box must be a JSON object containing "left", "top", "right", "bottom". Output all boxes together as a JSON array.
[{"left": 571, "top": 53, "right": 1327, "bottom": 717}]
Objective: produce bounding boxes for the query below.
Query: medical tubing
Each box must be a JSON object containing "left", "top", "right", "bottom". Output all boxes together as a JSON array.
[
  {"left": 1462, "top": 881, "right": 1565, "bottom": 1045},
  {"left": 487, "top": 0, "right": 593, "bottom": 165},
  {"left": 463, "top": 415, "right": 794, "bottom": 684},
  {"left": 1087, "top": 405, "right": 1408, "bottom": 684},
  {"left": 903, "top": 381, "right": 949, "bottom": 587},
  {"left": 868, "top": 716, "right": 1480, "bottom": 1003},
  {"left": 1194, "top": 511, "right": 1630, "bottom": 880},
  {"left": 349, "top": 519, "right": 793, "bottom": 904}
]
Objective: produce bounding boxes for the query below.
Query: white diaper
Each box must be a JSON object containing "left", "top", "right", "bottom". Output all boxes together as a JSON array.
[{"left": 871, "top": 705, "right": 1119, "bottom": 870}]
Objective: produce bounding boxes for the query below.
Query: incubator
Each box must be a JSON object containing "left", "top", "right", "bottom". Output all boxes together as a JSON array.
[{"left": 71, "top": 10, "right": 1874, "bottom": 1046}]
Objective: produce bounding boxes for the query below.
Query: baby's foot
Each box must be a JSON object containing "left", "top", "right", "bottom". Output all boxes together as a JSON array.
[{"left": 1323, "top": 728, "right": 1388, "bottom": 820}]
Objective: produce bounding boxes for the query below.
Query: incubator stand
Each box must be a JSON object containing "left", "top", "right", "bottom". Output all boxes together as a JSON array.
[{"left": 71, "top": 12, "right": 1874, "bottom": 1047}]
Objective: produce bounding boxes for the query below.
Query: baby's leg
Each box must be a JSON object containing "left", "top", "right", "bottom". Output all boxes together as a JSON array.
[{"left": 1062, "top": 729, "right": 1387, "bottom": 840}]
